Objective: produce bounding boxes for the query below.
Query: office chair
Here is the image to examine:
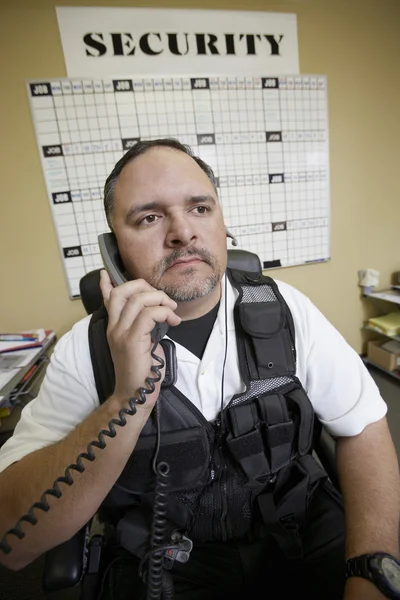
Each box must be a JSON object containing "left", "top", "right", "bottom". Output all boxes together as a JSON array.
[{"left": 42, "top": 249, "right": 338, "bottom": 598}]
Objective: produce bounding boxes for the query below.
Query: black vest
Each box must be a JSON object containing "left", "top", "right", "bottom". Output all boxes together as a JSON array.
[{"left": 88, "top": 269, "right": 327, "bottom": 558}]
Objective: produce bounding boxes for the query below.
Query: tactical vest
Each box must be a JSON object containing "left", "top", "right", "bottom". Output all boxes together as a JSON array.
[{"left": 89, "top": 269, "right": 327, "bottom": 559}]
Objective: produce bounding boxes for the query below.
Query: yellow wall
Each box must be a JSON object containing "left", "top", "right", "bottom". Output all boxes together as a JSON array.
[{"left": 0, "top": 0, "right": 399, "bottom": 352}]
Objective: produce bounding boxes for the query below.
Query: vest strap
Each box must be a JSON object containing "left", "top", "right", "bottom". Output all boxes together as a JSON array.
[
  {"left": 258, "top": 394, "right": 293, "bottom": 473},
  {"left": 286, "top": 388, "right": 315, "bottom": 455},
  {"left": 258, "top": 454, "right": 327, "bottom": 558},
  {"left": 258, "top": 492, "right": 303, "bottom": 559}
]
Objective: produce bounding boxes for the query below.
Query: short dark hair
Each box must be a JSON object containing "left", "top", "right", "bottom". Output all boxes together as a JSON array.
[{"left": 103, "top": 138, "right": 218, "bottom": 229}]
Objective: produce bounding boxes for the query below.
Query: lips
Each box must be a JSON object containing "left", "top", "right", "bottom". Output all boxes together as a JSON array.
[{"left": 169, "top": 257, "right": 203, "bottom": 269}]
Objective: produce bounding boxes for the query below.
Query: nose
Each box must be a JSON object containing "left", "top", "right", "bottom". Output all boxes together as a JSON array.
[{"left": 165, "top": 213, "right": 197, "bottom": 248}]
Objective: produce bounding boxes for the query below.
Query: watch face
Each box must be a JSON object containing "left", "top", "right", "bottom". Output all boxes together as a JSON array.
[{"left": 381, "top": 557, "right": 400, "bottom": 591}]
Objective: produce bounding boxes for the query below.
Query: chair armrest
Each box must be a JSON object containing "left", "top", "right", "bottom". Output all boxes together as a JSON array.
[
  {"left": 42, "top": 525, "right": 89, "bottom": 592},
  {"left": 314, "top": 427, "right": 341, "bottom": 492}
]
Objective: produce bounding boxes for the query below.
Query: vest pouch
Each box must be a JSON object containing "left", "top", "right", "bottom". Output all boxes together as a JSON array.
[
  {"left": 239, "top": 303, "right": 295, "bottom": 379},
  {"left": 262, "top": 420, "right": 294, "bottom": 473},
  {"left": 256, "top": 394, "right": 294, "bottom": 473},
  {"left": 226, "top": 425, "right": 272, "bottom": 483},
  {"left": 274, "top": 454, "right": 328, "bottom": 519},
  {"left": 239, "top": 301, "right": 284, "bottom": 337},
  {"left": 116, "top": 426, "right": 210, "bottom": 493}
]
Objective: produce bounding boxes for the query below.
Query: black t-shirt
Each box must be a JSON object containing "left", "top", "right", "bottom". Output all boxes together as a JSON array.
[{"left": 167, "top": 302, "right": 220, "bottom": 359}]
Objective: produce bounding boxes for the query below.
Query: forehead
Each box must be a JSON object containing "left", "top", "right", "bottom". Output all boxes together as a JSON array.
[{"left": 114, "top": 147, "right": 217, "bottom": 206}]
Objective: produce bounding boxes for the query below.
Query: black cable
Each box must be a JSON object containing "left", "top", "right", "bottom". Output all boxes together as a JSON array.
[
  {"left": 219, "top": 272, "right": 230, "bottom": 435},
  {"left": 152, "top": 400, "right": 162, "bottom": 474},
  {"left": 0, "top": 339, "right": 165, "bottom": 557},
  {"left": 145, "top": 459, "right": 170, "bottom": 600}
]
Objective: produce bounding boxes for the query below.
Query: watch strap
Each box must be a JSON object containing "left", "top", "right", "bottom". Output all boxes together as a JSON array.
[{"left": 345, "top": 554, "right": 372, "bottom": 579}]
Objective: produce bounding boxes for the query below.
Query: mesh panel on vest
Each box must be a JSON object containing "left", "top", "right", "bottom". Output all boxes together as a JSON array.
[
  {"left": 230, "top": 377, "right": 294, "bottom": 407},
  {"left": 241, "top": 284, "right": 277, "bottom": 303},
  {"left": 170, "top": 469, "right": 253, "bottom": 542}
]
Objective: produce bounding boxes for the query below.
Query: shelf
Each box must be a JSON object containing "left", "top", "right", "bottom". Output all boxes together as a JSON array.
[
  {"left": 364, "top": 289, "right": 400, "bottom": 305},
  {"left": 363, "top": 325, "right": 400, "bottom": 343},
  {"left": 362, "top": 356, "right": 400, "bottom": 382}
]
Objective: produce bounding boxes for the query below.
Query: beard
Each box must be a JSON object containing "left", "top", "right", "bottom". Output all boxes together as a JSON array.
[{"left": 148, "top": 247, "right": 223, "bottom": 302}]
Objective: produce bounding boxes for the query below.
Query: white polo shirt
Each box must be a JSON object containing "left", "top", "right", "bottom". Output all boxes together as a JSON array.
[{"left": 0, "top": 277, "right": 387, "bottom": 474}]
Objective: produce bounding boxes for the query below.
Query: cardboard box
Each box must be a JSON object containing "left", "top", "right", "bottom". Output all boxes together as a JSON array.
[{"left": 367, "top": 339, "right": 400, "bottom": 372}]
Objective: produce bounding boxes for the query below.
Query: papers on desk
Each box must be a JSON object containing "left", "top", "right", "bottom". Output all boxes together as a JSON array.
[
  {"left": 0, "top": 331, "right": 56, "bottom": 411},
  {"left": 0, "top": 329, "right": 53, "bottom": 353},
  {"left": 0, "top": 350, "right": 41, "bottom": 369},
  {"left": 0, "top": 348, "right": 43, "bottom": 387}
]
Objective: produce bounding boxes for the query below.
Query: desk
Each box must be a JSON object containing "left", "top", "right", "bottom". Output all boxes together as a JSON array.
[{"left": 0, "top": 332, "right": 56, "bottom": 446}]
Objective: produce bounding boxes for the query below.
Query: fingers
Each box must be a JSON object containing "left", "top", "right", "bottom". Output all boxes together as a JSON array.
[
  {"left": 103, "top": 277, "right": 156, "bottom": 329},
  {"left": 100, "top": 270, "right": 156, "bottom": 306},
  {"left": 107, "top": 305, "right": 181, "bottom": 358},
  {"left": 101, "top": 275, "right": 181, "bottom": 340},
  {"left": 120, "top": 305, "right": 181, "bottom": 345},
  {"left": 99, "top": 269, "right": 113, "bottom": 307},
  {"left": 113, "top": 290, "right": 179, "bottom": 335}
]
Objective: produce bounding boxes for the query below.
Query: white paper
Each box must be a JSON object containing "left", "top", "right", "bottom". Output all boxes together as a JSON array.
[
  {"left": 0, "top": 354, "right": 27, "bottom": 370},
  {"left": 56, "top": 7, "right": 299, "bottom": 78}
]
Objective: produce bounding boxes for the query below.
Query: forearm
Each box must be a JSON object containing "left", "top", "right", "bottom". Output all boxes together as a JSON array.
[
  {"left": 336, "top": 417, "right": 400, "bottom": 560},
  {"left": 0, "top": 395, "right": 151, "bottom": 570}
]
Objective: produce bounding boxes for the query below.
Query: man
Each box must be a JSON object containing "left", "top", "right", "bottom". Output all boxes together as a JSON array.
[{"left": 0, "top": 138, "right": 399, "bottom": 600}]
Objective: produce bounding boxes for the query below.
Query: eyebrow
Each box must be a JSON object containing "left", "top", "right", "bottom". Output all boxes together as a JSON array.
[{"left": 126, "top": 194, "right": 216, "bottom": 222}]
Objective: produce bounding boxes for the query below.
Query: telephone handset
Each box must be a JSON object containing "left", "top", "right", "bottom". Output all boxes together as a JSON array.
[
  {"left": 98, "top": 231, "right": 129, "bottom": 287},
  {"left": 98, "top": 232, "right": 176, "bottom": 386},
  {"left": 99, "top": 232, "right": 169, "bottom": 342}
]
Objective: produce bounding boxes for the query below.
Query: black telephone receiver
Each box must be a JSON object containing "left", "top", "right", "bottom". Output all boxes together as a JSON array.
[
  {"left": 98, "top": 232, "right": 169, "bottom": 342},
  {"left": 98, "top": 232, "right": 129, "bottom": 287}
]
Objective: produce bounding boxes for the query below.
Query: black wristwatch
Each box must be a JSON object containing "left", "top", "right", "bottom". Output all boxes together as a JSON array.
[{"left": 345, "top": 553, "right": 400, "bottom": 599}]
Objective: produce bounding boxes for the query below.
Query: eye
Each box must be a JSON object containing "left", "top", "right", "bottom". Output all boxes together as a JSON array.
[
  {"left": 192, "top": 205, "right": 210, "bottom": 215},
  {"left": 138, "top": 214, "right": 160, "bottom": 226}
]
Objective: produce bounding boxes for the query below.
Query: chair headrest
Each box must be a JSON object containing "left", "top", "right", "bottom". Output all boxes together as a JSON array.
[
  {"left": 79, "top": 249, "right": 262, "bottom": 315},
  {"left": 227, "top": 248, "right": 262, "bottom": 274},
  {"left": 79, "top": 269, "right": 103, "bottom": 315}
]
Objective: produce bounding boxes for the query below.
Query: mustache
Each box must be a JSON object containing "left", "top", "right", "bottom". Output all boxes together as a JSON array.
[{"left": 157, "top": 247, "right": 215, "bottom": 273}]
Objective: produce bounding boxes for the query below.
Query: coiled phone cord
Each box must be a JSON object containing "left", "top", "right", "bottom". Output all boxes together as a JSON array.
[
  {"left": 146, "top": 453, "right": 171, "bottom": 600},
  {"left": 0, "top": 339, "right": 172, "bottom": 600}
]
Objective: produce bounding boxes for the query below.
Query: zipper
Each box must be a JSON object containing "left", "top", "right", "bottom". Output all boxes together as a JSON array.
[
  {"left": 212, "top": 417, "right": 228, "bottom": 540},
  {"left": 160, "top": 380, "right": 249, "bottom": 542},
  {"left": 164, "top": 388, "right": 224, "bottom": 536}
]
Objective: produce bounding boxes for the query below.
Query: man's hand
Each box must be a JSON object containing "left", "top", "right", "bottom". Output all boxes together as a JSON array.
[
  {"left": 344, "top": 577, "right": 387, "bottom": 599},
  {"left": 100, "top": 270, "right": 181, "bottom": 410}
]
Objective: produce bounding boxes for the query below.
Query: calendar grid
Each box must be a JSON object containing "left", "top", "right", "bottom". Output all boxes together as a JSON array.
[{"left": 27, "top": 75, "right": 330, "bottom": 298}]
